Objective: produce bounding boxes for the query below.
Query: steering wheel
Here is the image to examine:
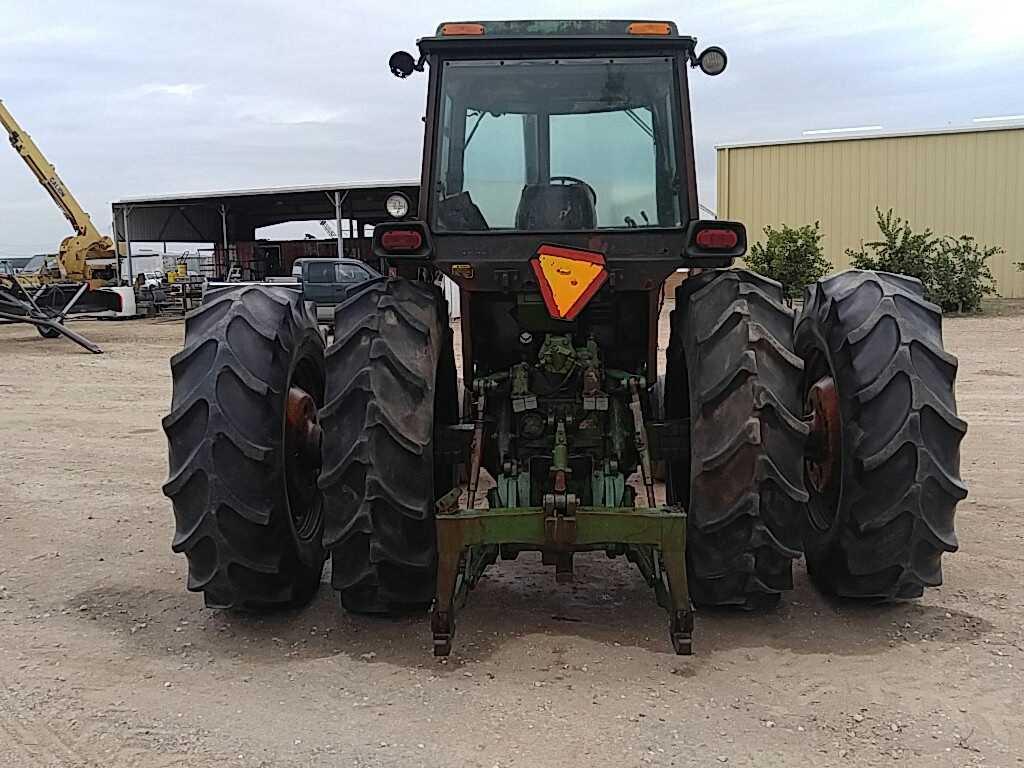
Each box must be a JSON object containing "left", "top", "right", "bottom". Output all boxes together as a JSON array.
[{"left": 549, "top": 176, "right": 598, "bottom": 205}]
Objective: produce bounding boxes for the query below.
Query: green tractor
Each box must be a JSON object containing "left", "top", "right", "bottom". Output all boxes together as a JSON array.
[{"left": 162, "top": 20, "right": 967, "bottom": 655}]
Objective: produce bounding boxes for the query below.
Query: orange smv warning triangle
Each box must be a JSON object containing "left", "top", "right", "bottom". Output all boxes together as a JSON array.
[{"left": 530, "top": 244, "right": 608, "bottom": 321}]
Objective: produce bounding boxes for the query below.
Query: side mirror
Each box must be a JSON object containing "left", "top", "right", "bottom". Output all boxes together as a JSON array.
[
  {"left": 682, "top": 219, "right": 747, "bottom": 265},
  {"left": 389, "top": 51, "right": 417, "bottom": 79}
]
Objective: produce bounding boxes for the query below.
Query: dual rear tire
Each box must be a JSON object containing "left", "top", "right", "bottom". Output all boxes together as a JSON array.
[
  {"left": 163, "top": 279, "right": 452, "bottom": 612},
  {"left": 666, "top": 268, "right": 967, "bottom": 606}
]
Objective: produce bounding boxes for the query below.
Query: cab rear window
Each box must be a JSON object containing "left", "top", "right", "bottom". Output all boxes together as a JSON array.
[{"left": 305, "top": 263, "right": 337, "bottom": 283}]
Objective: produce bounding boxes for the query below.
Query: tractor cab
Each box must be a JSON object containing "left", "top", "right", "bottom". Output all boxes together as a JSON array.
[
  {"left": 381, "top": 22, "right": 737, "bottom": 264},
  {"left": 379, "top": 21, "right": 742, "bottom": 377}
]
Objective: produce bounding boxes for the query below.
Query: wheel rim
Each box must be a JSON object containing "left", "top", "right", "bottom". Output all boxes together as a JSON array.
[
  {"left": 283, "top": 358, "right": 324, "bottom": 541},
  {"left": 803, "top": 350, "right": 843, "bottom": 532}
]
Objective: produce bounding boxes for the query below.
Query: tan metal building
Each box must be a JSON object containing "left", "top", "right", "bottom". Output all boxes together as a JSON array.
[{"left": 716, "top": 125, "right": 1024, "bottom": 298}]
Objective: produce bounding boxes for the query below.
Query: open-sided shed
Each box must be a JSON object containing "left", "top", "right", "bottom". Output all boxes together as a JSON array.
[{"left": 111, "top": 180, "right": 418, "bottom": 280}]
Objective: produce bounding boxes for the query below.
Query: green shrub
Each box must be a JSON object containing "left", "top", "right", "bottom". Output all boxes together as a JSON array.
[
  {"left": 929, "top": 236, "right": 1000, "bottom": 313},
  {"left": 846, "top": 208, "right": 938, "bottom": 279},
  {"left": 746, "top": 221, "right": 831, "bottom": 304},
  {"left": 847, "top": 208, "right": 999, "bottom": 313}
]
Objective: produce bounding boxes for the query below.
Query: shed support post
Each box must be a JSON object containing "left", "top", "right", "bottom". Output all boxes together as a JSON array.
[
  {"left": 219, "top": 204, "right": 228, "bottom": 250},
  {"left": 334, "top": 191, "right": 345, "bottom": 258},
  {"left": 122, "top": 206, "right": 133, "bottom": 286},
  {"left": 111, "top": 216, "right": 120, "bottom": 282},
  {"left": 219, "top": 204, "right": 229, "bottom": 277}
]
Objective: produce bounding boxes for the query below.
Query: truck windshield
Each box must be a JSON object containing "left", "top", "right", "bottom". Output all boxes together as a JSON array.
[{"left": 432, "top": 57, "right": 683, "bottom": 233}]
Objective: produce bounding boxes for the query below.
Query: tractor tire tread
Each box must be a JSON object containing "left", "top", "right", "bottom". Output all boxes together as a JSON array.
[
  {"left": 320, "top": 278, "right": 448, "bottom": 611},
  {"left": 669, "top": 269, "right": 807, "bottom": 608},
  {"left": 162, "top": 285, "right": 325, "bottom": 610},
  {"left": 795, "top": 269, "right": 967, "bottom": 599}
]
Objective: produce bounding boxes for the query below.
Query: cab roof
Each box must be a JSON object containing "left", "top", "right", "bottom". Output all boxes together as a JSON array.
[
  {"left": 435, "top": 20, "right": 679, "bottom": 37},
  {"left": 418, "top": 20, "right": 696, "bottom": 55}
]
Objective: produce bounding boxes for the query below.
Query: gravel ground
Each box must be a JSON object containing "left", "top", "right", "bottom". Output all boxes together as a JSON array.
[{"left": 1, "top": 303, "right": 1022, "bottom": 768}]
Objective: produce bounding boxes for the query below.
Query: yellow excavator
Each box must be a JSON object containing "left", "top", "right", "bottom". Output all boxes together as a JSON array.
[
  {"left": 1, "top": 99, "right": 134, "bottom": 352},
  {"left": 0, "top": 99, "right": 116, "bottom": 288}
]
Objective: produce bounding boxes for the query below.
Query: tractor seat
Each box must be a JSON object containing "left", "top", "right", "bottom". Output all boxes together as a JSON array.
[
  {"left": 515, "top": 183, "right": 597, "bottom": 230},
  {"left": 436, "top": 191, "right": 489, "bottom": 231}
]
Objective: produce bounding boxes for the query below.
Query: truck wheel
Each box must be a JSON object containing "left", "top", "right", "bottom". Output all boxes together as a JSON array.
[
  {"left": 162, "top": 286, "right": 327, "bottom": 609},
  {"left": 320, "top": 278, "right": 456, "bottom": 613},
  {"left": 794, "top": 270, "right": 967, "bottom": 598},
  {"left": 666, "top": 270, "right": 807, "bottom": 608}
]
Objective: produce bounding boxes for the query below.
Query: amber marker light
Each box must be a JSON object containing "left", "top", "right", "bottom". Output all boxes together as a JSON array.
[
  {"left": 627, "top": 22, "right": 672, "bottom": 35},
  {"left": 441, "top": 23, "right": 486, "bottom": 36}
]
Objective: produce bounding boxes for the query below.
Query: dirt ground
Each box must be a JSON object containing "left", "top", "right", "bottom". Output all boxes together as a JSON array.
[{"left": 1, "top": 304, "right": 1022, "bottom": 768}]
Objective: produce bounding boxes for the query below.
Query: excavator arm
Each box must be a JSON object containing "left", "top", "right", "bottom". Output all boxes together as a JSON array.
[{"left": 0, "top": 99, "right": 115, "bottom": 285}]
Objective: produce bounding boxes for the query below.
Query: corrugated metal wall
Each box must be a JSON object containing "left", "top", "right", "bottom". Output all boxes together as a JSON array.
[{"left": 717, "top": 126, "right": 1024, "bottom": 298}]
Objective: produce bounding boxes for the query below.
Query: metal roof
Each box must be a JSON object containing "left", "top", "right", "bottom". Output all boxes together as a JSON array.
[
  {"left": 110, "top": 180, "right": 419, "bottom": 243},
  {"left": 112, "top": 179, "right": 417, "bottom": 205},
  {"left": 715, "top": 123, "right": 1024, "bottom": 151}
]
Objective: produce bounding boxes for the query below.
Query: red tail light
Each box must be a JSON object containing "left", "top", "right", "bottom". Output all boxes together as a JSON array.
[
  {"left": 695, "top": 227, "right": 739, "bottom": 249},
  {"left": 380, "top": 229, "right": 423, "bottom": 251}
]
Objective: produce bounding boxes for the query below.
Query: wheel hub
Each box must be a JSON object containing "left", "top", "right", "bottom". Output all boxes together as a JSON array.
[
  {"left": 284, "top": 386, "right": 322, "bottom": 534},
  {"left": 285, "top": 386, "right": 322, "bottom": 466},
  {"left": 804, "top": 376, "right": 840, "bottom": 495}
]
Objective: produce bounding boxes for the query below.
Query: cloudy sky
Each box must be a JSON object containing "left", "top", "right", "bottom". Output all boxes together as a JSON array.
[{"left": 2, "top": 0, "right": 1023, "bottom": 255}]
